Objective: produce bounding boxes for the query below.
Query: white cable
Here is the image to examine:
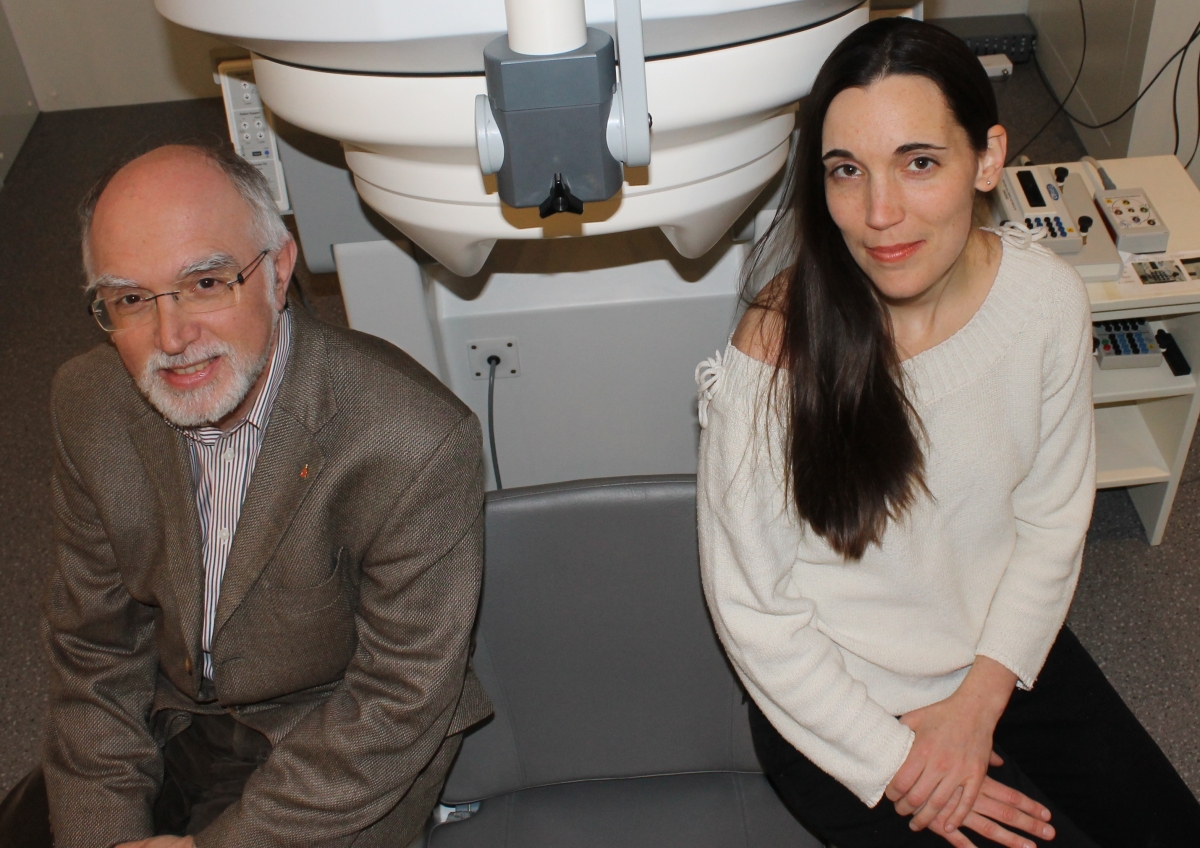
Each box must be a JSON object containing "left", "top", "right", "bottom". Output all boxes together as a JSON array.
[{"left": 1078, "top": 156, "right": 1107, "bottom": 195}]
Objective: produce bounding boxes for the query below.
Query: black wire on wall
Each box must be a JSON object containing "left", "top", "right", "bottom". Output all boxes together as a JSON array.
[{"left": 1007, "top": 1, "right": 1200, "bottom": 169}]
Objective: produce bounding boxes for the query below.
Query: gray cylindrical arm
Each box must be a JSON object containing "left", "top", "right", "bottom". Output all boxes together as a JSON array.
[
  {"left": 609, "top": 0, "right": 651, "bottom": 167},
  {"left": 475, "top": 94, "right": 505, "bottom": 175}
]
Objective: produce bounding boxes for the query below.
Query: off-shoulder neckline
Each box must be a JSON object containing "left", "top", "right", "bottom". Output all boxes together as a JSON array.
[{"left": 719, "top": 238, "right": 1053, "bottom": 405}]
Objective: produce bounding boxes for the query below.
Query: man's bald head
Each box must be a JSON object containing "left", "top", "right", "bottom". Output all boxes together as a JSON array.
[
  {"left": 80, "top": 143, "right": 288, "bottom": 289},
  {"left": 81, "top": 142, "right": 298, "bottom": 430}
]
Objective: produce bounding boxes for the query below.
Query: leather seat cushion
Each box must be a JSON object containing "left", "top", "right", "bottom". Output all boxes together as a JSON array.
[{"left": 428, "top": 771, "right": 823, "bottom": 848}]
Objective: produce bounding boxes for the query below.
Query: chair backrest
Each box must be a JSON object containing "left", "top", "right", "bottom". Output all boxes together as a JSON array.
[{"left": 441, "top": 476, "right": 761, "bottom": 805}]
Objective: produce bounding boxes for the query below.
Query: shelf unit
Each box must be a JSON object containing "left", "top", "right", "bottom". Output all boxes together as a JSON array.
[
  {"left": 1094, "top": 404, "right": 1172, "bottom": 488},
  {"left": 1088, "top": 309, "right": 1200, "bottom": 543},
  {"left": 1082, "top": 156, "right": 1200, "bottom": 544}
]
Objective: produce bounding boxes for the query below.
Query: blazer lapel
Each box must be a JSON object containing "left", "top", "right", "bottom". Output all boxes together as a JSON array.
[
  {"left": 129, "top": 413, "right": 205, "bottom": 662},
  {"left": 214, "top": 310, "right": 338, "bottom": 638}
]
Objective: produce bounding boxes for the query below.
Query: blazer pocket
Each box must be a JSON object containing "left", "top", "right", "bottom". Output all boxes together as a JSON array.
[{"left": 258, "top": 546, "right": 347, "bottom": 619}]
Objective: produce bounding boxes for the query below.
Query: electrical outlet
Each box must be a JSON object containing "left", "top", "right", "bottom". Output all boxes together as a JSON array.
[{"left": 468, "top": 338, "right": 520, "bottom": 379}]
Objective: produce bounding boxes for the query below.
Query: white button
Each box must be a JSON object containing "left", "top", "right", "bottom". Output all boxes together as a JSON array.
[
  {"left": 217, "top": 527, "right": 231, "bottom": 543},
  {"left": 222, "top": 448, "right": 235, "bottom": 463}
]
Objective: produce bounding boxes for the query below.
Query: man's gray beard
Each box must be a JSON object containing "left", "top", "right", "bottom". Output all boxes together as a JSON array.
[{"left": 137, "top": 312, "right": 279, "bottom": 428}]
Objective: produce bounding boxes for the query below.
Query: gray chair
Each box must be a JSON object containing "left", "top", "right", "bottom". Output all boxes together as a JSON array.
[{"left": 428, "top": 476, "right": 823, "bottom": 848}]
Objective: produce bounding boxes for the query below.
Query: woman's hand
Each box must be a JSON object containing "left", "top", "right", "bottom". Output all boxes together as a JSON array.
[
  {"left": 885, "top": 656, "right": 1018, "bottom": 834},
  {"left": 931, "top": 775, "right": 1056, "bottom": 847}
]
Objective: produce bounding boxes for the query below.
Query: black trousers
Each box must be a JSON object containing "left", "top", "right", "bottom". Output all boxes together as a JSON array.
[
  {"left": 750, "top": 627, "right": 1200, "bottom": 848},
  {"left": 0, "top": 713, "right": 271, "bottom": 847}
]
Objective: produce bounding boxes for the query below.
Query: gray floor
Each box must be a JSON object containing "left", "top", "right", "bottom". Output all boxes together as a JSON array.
[{"left": 1, "top": 60, "right": 1199, "bottom": 806}]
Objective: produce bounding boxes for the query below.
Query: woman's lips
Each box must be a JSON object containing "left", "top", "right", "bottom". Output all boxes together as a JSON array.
[{"left": 866, "top": 241, "right": 924, "bottom": 263}]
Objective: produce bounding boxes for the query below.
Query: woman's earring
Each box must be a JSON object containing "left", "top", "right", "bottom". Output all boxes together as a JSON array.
[{"left": 986, "top": 179, "right": 992, "bottom": 185}]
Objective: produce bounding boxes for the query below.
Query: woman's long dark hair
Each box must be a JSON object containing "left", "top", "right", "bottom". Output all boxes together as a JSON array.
[{"left": 747, "top": 17, "right": 1000, "bottom": 559}]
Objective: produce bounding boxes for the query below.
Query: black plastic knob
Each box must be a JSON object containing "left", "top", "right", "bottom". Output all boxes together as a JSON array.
[
  {"left": 1078, "top": 215, "right": 1093, "bottom": 234},
  {"left": 539, "top": 173, "right": 584, "bottom": 218},
  {"left": 1054, "top": 166, "right": 1069, "bottom": 184}
]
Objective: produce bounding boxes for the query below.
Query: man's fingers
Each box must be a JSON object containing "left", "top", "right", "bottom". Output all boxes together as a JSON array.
[{"left": 989, "top": 750, "right": 1005, "bottom": 767}]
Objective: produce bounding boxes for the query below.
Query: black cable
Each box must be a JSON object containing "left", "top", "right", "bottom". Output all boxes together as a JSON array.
[
  {"left": 1031, "top": 16, "right": 1200, "bottom": 134},
  {"left": 1173, "top": 39, "right": 1186, "bottom": 156},
  {"left": 1188, "top": 44, "right": 1200, "bottom": 169},
  {"left": 1011, "top": 4, "right": 1200, "bottom": 163},
  {"left": 1172, "top": 19, "right": 1200, "bottom": 155},
  {"left": 1007, "top": 0, "right": 1086, "bottom": 165},
  {"left": 486, "top": 356, "right": 503, "bottom": 490}
]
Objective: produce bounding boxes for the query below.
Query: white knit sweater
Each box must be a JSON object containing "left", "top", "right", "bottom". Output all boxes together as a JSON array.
[{"left": 696, "top": 237, "right": 1096, "bottom": 807}]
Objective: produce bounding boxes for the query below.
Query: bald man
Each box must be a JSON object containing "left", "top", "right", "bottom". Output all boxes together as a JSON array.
[{"left": 0, "top": 144, "right": 491, "bottom": 848}]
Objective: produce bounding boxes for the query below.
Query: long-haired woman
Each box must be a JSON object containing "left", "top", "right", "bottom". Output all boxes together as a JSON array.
[{"left": 696, "top": 17, "right": 1200, "bottom": 848}]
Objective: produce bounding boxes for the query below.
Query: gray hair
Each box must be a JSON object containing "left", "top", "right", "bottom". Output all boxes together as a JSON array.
[{"left": 79, "top": 142, "right": 290, "bottom": 292}]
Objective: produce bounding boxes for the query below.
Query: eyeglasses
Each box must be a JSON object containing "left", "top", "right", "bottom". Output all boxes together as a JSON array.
[{"left": 89, "top": 250, "right": 271, "bottom": 333}]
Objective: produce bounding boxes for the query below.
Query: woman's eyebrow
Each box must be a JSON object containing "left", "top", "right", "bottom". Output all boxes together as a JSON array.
[
  {"left": 895, "top": 142, "right": 947, "bottom": 155},
  {"left": 821, "top": 142, "right": 949, "bottom": 162}
]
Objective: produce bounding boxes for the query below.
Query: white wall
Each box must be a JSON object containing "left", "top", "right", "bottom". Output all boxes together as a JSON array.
[
  {"left": 923, "top": 0, "right": 1027, "bottom": 18},
  {"left": 1032, "top": 0, "right": 1199, "bottom": 187},
  {"left": 1029, "top": 0, "right": 1157, "bottom": 160},
  {"left": 0, "top": 2, "right": 36, "bottom": 182},
  {"left": 0, "top": 0, "right": 228, "bottom": 111},
  {"left": 1127, "top": 0, "right": 1200, "bottom": 187}
]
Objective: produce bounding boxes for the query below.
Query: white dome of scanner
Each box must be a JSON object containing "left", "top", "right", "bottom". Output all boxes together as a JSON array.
[
  {"left": 157, "top": 0, "right": 867, "bottom": 276},
  {"left": 158, "top": 0, "right": 863, "bottom": 72}
]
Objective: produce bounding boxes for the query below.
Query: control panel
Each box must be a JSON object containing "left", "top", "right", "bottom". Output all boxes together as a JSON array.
[
  {"left": 1092, "top": 318, "right": 1192, "bottom": 376},
  {"left": 1058, "top": 171, "right": 1121, "bottom": 282},
  {"left": 217, "top": 59, "right": 291, "bottom": 213},
  {"left": 1095, "top": 188, "right": 1169, "bottom": 254},
  {"left": 1093, "top": 319, "right": 1162, "bottom": 370},
  {"left": 994, "top": 164, "right": 1083, "bottom": 254}
]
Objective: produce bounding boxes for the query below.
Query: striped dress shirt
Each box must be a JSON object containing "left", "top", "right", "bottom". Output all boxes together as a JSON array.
[{"left": 177, "top": 308, "right": 292, "bottom": 680}]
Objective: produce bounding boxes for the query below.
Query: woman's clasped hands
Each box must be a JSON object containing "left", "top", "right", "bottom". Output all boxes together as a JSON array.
[{"left": 885, "top": 656, "right": 1056, "bottom": 848}]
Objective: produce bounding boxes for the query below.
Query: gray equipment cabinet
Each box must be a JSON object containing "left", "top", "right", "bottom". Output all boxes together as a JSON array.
[{"left": 428, "top": 476, "right": 823, "bottom": 848}]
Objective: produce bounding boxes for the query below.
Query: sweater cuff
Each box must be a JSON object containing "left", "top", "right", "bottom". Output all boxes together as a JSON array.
[
  {"left": 975, "top": 625, "right": 1056, "bottom": 692},
  {"left": 856, "top": 719, "right": 916, "bottom": 808}
]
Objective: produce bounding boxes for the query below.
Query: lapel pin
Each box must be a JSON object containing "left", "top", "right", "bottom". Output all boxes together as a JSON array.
[{"left": 300, "top": 464, "right": 309, "bottom": 479}]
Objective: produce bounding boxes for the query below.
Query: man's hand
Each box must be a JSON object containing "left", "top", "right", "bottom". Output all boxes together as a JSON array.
[
  {"left": 885, "top": 656, "right": 1018, "bottom": 834},
  {"left": 115, "top": 837, "right": 195, "bottom": 848}
]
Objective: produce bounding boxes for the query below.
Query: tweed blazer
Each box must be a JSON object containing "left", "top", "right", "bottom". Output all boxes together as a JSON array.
[{"left": 41, "top": 308, "right": 493, "bottom": 848}]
